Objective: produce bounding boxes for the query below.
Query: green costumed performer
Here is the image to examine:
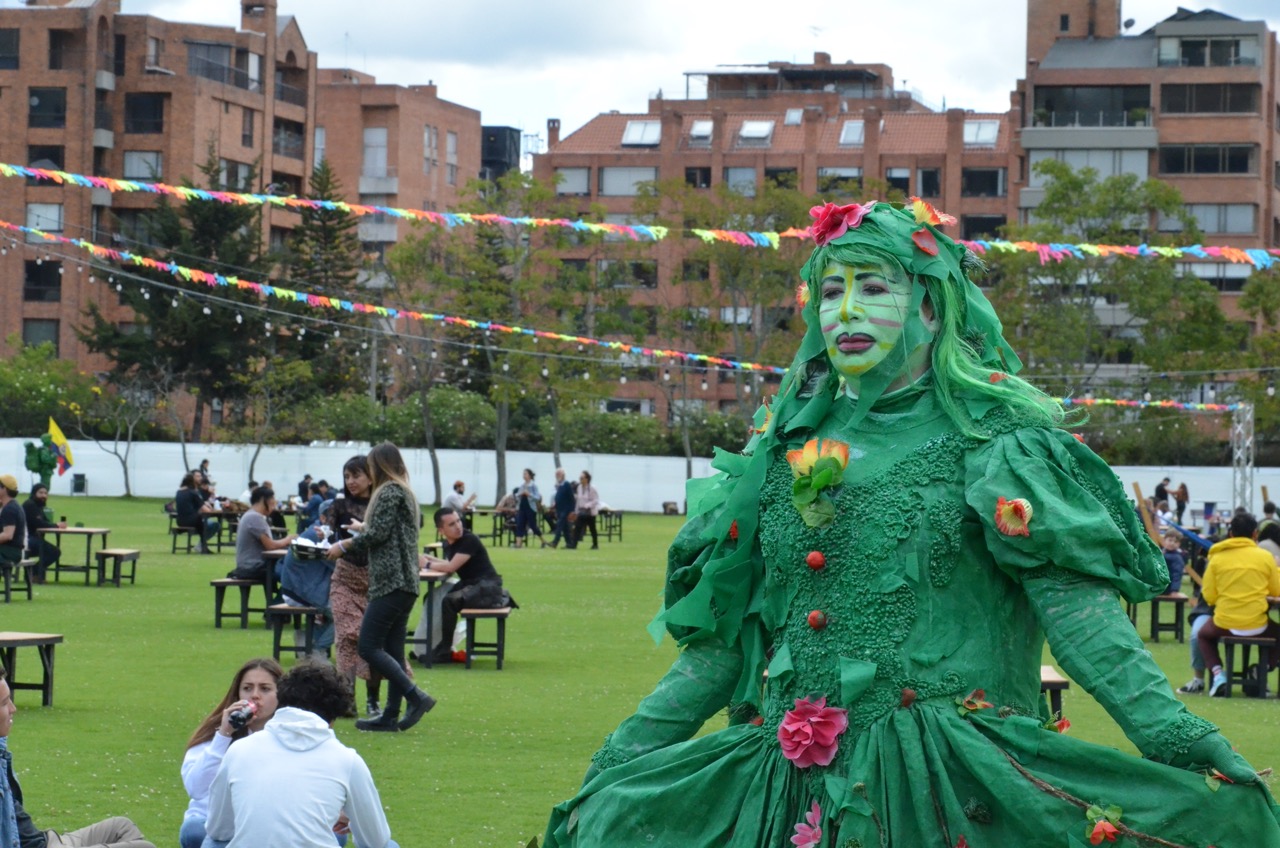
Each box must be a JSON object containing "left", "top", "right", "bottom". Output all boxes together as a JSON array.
[
  {"left": 545, "top": 199, "right": 1280, "bottom": 848},
  {"left": 23, "top": 433, "right": 57, "bottom": 490}
]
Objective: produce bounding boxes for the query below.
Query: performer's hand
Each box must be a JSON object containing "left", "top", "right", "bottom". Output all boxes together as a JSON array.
[{"left": 1167, "top": 731, "right": 1259, "bottom": 784}]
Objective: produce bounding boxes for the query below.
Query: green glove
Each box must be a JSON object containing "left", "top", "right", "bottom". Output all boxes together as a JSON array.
[
  {"left": 590, "top": 637, "right": 743, "bottom": 772},
  {"left": 1167, "top": 731, "right": 1260, "bottom": 785},
  {"left": 1023, "top": 574, "right": 1221, "bottom": 764}
]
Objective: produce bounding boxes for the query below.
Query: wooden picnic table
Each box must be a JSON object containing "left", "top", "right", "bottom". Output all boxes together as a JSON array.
[
  {"left": 0, "top": 632, "right": 63, "bottom": 706},
  {"left": 37, "top": 526, "right": 110, "bottom": 582}
]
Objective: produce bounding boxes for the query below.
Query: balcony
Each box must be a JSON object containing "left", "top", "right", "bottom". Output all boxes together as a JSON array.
[
  {"left": 188, "top": 55, "right": 261, "bottom": 92},
  {"left": 1021, "top": 120, "right": 1158, "bottom": 151},
  {"left": 359, "top": 166, "right": 398, "bottom": 195},
  {"left": 275, "top": 81, "right": 306, "bottom": 108},
  {"left": 272, "top": 130, "right": 304, "bottom": 160}
]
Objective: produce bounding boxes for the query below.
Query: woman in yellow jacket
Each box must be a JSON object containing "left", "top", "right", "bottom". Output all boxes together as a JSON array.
[{"left": 1199, "top": 511, "right": 1280, "bottom": 696}]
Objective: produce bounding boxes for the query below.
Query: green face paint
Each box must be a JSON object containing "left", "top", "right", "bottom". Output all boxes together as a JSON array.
[{"left": 818, "top": 261, "right": 925, "bottom": 392}]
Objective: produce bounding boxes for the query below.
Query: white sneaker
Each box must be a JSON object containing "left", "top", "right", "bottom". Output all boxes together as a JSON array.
[
  {"left": 1209, "top": 671, "right": 1229, "bottom": 697},
  {"left": 1177, "top": 677, "right": 1205, "bottom": 694}
]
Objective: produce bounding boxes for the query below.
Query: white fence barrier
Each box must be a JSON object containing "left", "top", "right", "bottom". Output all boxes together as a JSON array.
[{"left": 2, "top": 438, "right": 1275, "bottom": 517}]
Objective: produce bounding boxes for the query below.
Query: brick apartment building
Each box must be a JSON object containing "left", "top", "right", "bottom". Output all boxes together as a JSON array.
[
  {"left": 314, "top": 68, "right": 482, "bottom": 268},
  {"left": 533, "top": 1, "right": 1280, "bottom": 415}
]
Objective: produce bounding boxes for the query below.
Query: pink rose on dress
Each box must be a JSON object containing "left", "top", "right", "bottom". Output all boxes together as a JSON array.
[
  {"left": 790, "top": 801, "right": 823, "bottom": 848},
  {"left": 808, "top": 201, "right": 875, "bottom": 246},
  {"left": 778, "top": 696, "right": 848, "bottom": 768}
]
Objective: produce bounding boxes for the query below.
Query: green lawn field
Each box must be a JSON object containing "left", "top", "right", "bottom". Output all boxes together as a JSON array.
[{"left": 3, "top": 497, "right": 1277, "bottom": 847}]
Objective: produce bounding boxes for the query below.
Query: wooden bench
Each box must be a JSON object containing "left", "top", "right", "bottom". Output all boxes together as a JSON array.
[
  {"left": 210, "top": 579, "right": 262, "bottom": 629},
  {"left": 1220, "top": 635, "right": 1276, "bottom": 698},
  {"left": 1149, "top": 592, "right": 1190, "bottom": 643},
  {"left": 1, "top": 559, "right": 37, "bottom": 603},
  {"left": 266, "top": 603, "right": 324, "bottom": 661},
  {"left": 0, "top": 632, "right": 63, "bottom": 706},
  {"left": 460, "top": 607, "right": 511, "bottom": 669},
  {"left": 170, "top": 523, "right": 199, "bottom": 554},
  {"left": 94, "top": 549, "right": 139, "bottom": 587},
  {"left": 1040, "top": 665, "right": 1070, "bottom": 717}
]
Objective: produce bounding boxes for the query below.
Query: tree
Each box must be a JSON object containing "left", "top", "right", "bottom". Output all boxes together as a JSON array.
[
  {"left": 0, "top": 334, "right": 94, "bottom": 438},
  {"left": 220, "top": 355, "right": 315, "bottom": 483},
  {"left": 64, "top": 372, "right": 156, "bottom": 496},
  {"left": 988, "top": 160, "right": 1233, "bottom": 389},
  {"left": 79, "top": 147, "right": 269, "bottom": 442}
]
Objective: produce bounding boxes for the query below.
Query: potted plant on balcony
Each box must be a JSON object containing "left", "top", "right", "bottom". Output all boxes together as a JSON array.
[
  {"left": 1127, "top": 107, "right": 1149, "bottom": 127},
  {"left": 1032, "top": 108, "right": 1050, "bottom": 127}
]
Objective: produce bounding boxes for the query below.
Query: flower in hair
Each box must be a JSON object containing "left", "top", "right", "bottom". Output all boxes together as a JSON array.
[
  {"left": 796, "top": 282, "right": 810, "bottom": 309},
  {"left": 808, "top": 201, "right": 875, "bottom": 246},
  {"left": 909, "top": 196, "right": 957, "bottom": 227}
]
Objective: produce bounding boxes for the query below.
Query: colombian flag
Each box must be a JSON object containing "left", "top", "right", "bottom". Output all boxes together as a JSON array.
[{"left": 47, "top": 417, "right": 73, "bottom": 475}]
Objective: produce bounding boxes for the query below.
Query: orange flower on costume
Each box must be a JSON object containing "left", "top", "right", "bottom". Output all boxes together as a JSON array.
[
  {"left": 988, "top": 372, "right": 1007, "bottom": 384},
  {"left": 796, "top": 282, "right": 810, "bottom": 309},
  {"left": 787, "top": 438, "right": 850, "bottom": 479},
  {"left": 994, "top": 496, "right": 1033, "bottom": 537},
  {"left": 1089, "top": 820, "right": 1119, "bottom": 845},
  {"left": 909, "top": 196, "right": 958, "bottom": 227}
]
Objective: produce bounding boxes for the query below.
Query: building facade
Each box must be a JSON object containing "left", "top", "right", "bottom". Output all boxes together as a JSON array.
[{"left": 0, "top": 0, "right": 316, "bottom": 367}]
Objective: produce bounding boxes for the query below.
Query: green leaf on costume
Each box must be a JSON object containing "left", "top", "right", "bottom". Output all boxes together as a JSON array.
[
  {"left": 1085, "top": 805, "right": 1103, "bottom": 822},
  {"left": 812, "top": 467, "right": 833, "bottom": 490},
  {"left": 1205, "top": 772, "right": 1222, "bottom": 792},
  {"left": 800, "top": 497, "right": 836, "bottom": 527},
  {"left": 794, "top": 482, "right": 820, "bottom": 506},
  {"left": 1102, "top": 805, "right": 1122, "bottom": 823}
]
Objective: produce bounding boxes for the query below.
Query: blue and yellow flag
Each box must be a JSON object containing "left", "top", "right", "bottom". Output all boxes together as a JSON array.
[{"left": 47, "top": 417, "right": 73, "bottom": 475}]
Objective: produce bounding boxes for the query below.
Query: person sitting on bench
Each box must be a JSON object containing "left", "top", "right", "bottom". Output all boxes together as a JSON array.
[
  {"left": 228, "top": 487, "right": 296, "bottom": 582},
  {"left": 22, "top": 484, "right": 63, "bottom": 585},
  {"left": 1198, "top": 511, "right": 1280, "bottom": 697},
  {"left": 422, "top": 507, "right": 514, "bottom": 665}
]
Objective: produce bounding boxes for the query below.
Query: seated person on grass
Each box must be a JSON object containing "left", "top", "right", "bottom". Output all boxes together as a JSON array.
[
  {"left": 1198, "top": 511, "right": 1280, "bottom": 697},
  {"left": 421, "top": 507, "right": 514, "bottom": 665},
  {"left": 0, "top": 666, "right": 157, "bottom": 848},
  {"left": 0, "top": 475, "right": 27, "bottom": 568},
  {"left": 176, "top": 473, "right": 220, "bottom": 555},
  {"left": 22, "top": 484, "right": 63, "bottom": 584},
  {"left": 203, "top": 661, "right": 399, "bottom": 848},
  {"left": 229, "top": 487, "right": 296, "bottom": 582}
]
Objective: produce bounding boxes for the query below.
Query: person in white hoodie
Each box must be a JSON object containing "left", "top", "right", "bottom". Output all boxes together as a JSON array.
[{"left": 203, "top": 661, "right": 398, "bottom": 848}]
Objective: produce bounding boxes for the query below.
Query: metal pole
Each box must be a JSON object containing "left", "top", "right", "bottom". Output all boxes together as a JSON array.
[{"left": 1231, "top": 402, "right": 1255, "bottom": 515}]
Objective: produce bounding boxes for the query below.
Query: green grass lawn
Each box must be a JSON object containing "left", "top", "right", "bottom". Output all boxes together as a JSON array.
[{"left": 3, "top": 497, "right": 1278, "bottom": 847}]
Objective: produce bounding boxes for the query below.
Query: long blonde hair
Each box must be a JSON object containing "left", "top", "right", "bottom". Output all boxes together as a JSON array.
[{"left": 364, "top": 442, "right": 417, "bottom": 518}]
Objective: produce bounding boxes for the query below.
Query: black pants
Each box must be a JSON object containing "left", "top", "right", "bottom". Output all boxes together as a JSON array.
[
  {"left": 573, "top": 513, "right": 597, "bottom": 548},
  {"left": 26, "top": 538, "right": 59, "bottom": 580},
  {"left": 551, "top": 510, "right": 572, "bottom": 546},
  {"left": 433, "top": 581, "right": 506, "bottom": 658},
  {"left": 357, "top": 590, "right": 420, "bottom": 716}
]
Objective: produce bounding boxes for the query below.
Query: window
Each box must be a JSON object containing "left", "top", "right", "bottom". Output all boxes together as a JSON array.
[
  {"left": 314, "top": 126, "right": 326, "bottom": 168},
  {"left": 446, "top": 130, "right": 458, "bottom": 186},
  {"left": 723, "top": 167, "right": 756, "bottom": 197},
  {"left": 113, "top": 34, "right": 125, "bottom": 76},
  {"left": 241, "top": 107, "right": 254, "bottom": 147},
  {"left": 784, "top": 108, "right": 804, "bottom": 126},
  {"left": 48, "top": 30, "right": 76, "bottom": 71},
  {"left": 917, "top": 168, "right": 941, "bottom": 197},
  {"left": 838, "top": 120, "right": 865, "bottom": 146},
  {"left": 688, "top": 119, "right": 712, "bottom": 144},
  {"left": 27, "top": 145, "right": 64, "bottom": 173},
  {"left": 738, "top": 120, "right": 775, "bottom": 146},
  {"left": 963, "top": 120, "right": 1000, "bottom": 146},
  {"left": 960, "top": 215, "right": 1006, "bottom": 240},
  {"left": 599, "top": 166, "right": 657, "bottom": 196},
  {"left": 1059, "top": 14, "right": 1069, "bottom": 32},
  {"left": 720, "top": 306, "right": 752, "bottom": 326},
  {"left": 682, "top": 259, "right": 710, "bottom": 281},
  {"left": 597, "top": 259, "right": 658, "bottom": 288},
  {"left": 1032, "top": 85, "right": 1149, "bottom": 127},
  {"left": 422, "top": 127, "right": 431, "bottom": 174},
  {"left": 362, "top": 127, "right": 388, "bottom": 177},
  {"left": 1159, "top": 204, "right": 1255, "bottom": 235},
  {"left": 123, "top": 151, "right": 162, "bottom": 180},
  {"left": 146, "top": 36, "right": 163, "bottom": 67},
  {"left": 1029, "top": 149, "right": 1147, "bottom": 185},
  {"left": 1159, "top": 35, "right": 1259, "bottom": 67},
  {"left": 29, "top": 87, "right": 67, "bottom": 129},
  {"left": 1161, "top": 83, "right": 1259, "bottom": 114},
  {"left": 124, "top": 93, "right": 164, "bottom": 133},
  {"left": 764, "top": 168, "right": 797, "bottom": 189},
  {"left": 272, "top": 118, "right": 304, "bottom": 159},
  {"left": 1159, "top": 144, "right": 1254, "bottom": 175},
  {"left": 960, "top": 168, "right": 1006, "bottom": 197},
  {"left": 684, "top": 166, "right": 711, "bottom": 189},
  {"left": 26, "top": 203, "right": 63, "bottom": 233},
  {"left": 23, "top": 260, "right": 61, "bottom": 302},
  {"left": 817, "top": 167, "right": 862, "bottom": 195},
  {"left": 885, "top": 168, "right": 910, "bottom": 194},
  {"left": 218, "top": 159, "right": 252, "bottom": 190},
  {"left": 22, "top": 320, "right": 59, "bottom": 355},
  {"left": 555, "top": 167, "right": 590, "bottom": 195},
  {"left": 0, "top": 29, "right": 18, "bottom": 70},
  {"left": 621, "top": 119, "right": 661, "bottom": 146}
]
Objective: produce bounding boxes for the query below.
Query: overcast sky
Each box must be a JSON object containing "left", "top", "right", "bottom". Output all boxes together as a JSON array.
[{"left": 48, "top": 0, "right": 1280, "bottom": 147}]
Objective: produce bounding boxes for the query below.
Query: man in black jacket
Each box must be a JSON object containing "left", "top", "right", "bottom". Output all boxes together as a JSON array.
[
  {"left": 21, "top": 485, "right": 62, "bottom": 584},
  {"left": 0, "top": 667, "right": 155, "bottom": 848}
]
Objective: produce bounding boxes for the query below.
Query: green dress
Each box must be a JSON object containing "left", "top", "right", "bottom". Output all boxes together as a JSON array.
[{"left": 546, "top": 386, "right": 1280, "bottom": 848}]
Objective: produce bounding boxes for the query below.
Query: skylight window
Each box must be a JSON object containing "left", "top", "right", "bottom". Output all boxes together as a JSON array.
[
  {"left": 964, "top": 120, "right": 999, "bottom": 146},
  {"left": 621, "top": 120, "right": 661, "bottom": 146},
  {"left": 738, "top": 120, "right": 775, "bottom": 146},
  {"left": 689, "top": 119, "right": 713, "bottom": 139},
  {"left": 838, "top": 120, "right": 865, "bottom": 146},
  {"left": 784, "top": 108, "right": 803, "bottom": 126}
]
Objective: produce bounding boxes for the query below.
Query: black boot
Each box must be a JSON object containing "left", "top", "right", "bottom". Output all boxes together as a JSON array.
[
  {"left": 356, "top": 708, "right": 400, "bottom": 732},
  {"left": 398, "top": 688, "right": 436, "bottom": 731}
]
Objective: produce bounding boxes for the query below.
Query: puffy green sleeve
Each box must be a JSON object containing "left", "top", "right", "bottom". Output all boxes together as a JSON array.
[{"left": 963, "top": 426, "right": 1168, "bottom": 603}]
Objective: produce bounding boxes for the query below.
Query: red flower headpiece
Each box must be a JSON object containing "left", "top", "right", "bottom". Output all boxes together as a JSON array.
[{"left": 808, "top": 201, "right": 875, "bottom": 246}]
